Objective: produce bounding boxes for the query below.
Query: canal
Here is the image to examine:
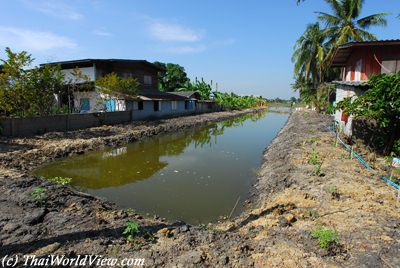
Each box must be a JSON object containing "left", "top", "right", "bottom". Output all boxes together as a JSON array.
[{"left": 34, "top": 111, "right": 288, "bottom": 224}]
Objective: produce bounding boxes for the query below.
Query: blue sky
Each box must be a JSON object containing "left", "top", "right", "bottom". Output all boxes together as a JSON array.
[{"left": 1, "top": 0, "right": 399, "bottom": 98}]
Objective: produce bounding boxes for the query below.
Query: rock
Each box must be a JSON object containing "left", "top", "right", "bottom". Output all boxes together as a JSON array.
[
  {"left": 278, "top": 216, "right": 290, "bottom": 227},
  {"left": 176, "top": 250, "right": 204, "bottom": 265},
  {"left": 34, "top": 242, "right": 61, "bottom": 255},
  {"left": 2, "top": 222, "right": 20, "bottom": 233},
  {"left": 285, "top": 213, "right": 296, "bottom": 223},
  {"left": 180, "top": 225, "right": 189, "bottom": 232},
  {"left": 24, "top": 208, "right": 47, "bottom": 225},
  {"left": 157, "top": 227, "right": 173, "bottom": 237}
]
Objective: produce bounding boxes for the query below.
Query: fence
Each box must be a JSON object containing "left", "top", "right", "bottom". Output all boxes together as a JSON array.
[{"left": 0, "top": 102, "right": 222, "bottom": 137}]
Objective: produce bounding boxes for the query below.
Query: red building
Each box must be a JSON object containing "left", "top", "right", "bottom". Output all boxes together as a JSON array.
[{"left": 330, "top": 40, "right": 400, "bottom": 136}]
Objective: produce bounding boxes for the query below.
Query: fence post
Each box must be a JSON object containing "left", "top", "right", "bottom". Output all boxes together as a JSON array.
[
  {"left": 65, "top": 114, "right": 69, "bottom": 131},
  {"left": 10, "top": 118, "right": 15, "bottom": 137}
]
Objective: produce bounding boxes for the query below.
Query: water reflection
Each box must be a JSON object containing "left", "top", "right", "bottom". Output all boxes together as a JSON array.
[{"left": 34, "top": 111, "right": 288, "bottom": 224}]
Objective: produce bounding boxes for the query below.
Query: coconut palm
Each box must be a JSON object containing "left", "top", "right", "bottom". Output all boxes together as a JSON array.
[
  {"left": 292, "top": 23, "right": 327, "bottom": 91},
  {"left": 317, "top": 0, "right": 389, "bottom": 51}
]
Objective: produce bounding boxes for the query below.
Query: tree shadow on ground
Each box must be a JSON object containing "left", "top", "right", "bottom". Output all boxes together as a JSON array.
[{"left": 0, "top": 222, "right": 184, "bottom": 257}]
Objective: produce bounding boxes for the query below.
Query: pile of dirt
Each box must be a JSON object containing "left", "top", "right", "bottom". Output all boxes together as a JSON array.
[{"left": 0, "top": 110, "right": 399, "bottom": 267}]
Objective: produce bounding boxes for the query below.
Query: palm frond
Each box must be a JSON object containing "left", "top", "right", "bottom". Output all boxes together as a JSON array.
[{"left": 357, "top": 13, "right": 390, "bottom": 29}]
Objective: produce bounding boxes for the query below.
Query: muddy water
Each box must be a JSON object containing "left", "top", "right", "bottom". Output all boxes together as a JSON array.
[{"left": 34, "top": 112, "right": 288, "bottom": 224}]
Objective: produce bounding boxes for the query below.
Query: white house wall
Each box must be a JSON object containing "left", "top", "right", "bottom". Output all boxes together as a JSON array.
[
  {"left": 334, "top": 85, "right": 364, "bottom": 137},
  {"left": 61, "top": 66, "right": 96, "bottom": 83}
]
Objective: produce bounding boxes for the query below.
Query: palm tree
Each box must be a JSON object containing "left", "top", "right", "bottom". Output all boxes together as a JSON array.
[
  {"left": 292, "top": 23, "right": 327, "bottom": 91},
  {"left": 317, "top": 0, "right": 389, "bottom": 54}
]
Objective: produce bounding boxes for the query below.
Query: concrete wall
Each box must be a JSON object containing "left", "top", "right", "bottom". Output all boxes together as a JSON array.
[
  {"left": 0, "top": 101, "right": 222, "bottom": 137},
  {"left": 334, "top": 85, "right": 365, "bottom": 137},
  {"left": 0, "top": 111, "right": 132, "bottom": 137}
]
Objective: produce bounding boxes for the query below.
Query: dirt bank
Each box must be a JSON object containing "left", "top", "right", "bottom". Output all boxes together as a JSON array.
[{"left": 1, "top": 110, "right": 399, "bottom": 267}]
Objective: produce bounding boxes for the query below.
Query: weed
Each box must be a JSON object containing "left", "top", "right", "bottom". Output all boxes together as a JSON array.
[
  {"left": 123, "top": 220, "right": 140, "bottom": 241},
  {"left": 326, "top": 185, "right": 337, "bottom": 194},
  {"left": 123, "top": 208, "right": 136, "bottom": 214},
  {"left": 311, "top": 226, "right": 339, "bottom": 249},
  {"left": 31, "top": 187, "right": 47, "bottom": 205},
  {"left": 308, "top": 149, "right": 321, "bottom": 165},
  {"left": 389, "top": 177, "right": 399, "bottom": 185},
  {"left": 303, "top": 137, "right": 319, "bottom": 146},
  {"left": 304, "top": 209, "right": 320, "bottom": 219},
  {"left": 47, "top": 176, "right": 72, "bottom": 185},
  {"left": 341, "top": 153, "right": 351, "bottom": 159}
]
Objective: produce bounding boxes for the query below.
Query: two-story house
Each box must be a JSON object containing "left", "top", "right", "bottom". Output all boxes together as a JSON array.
[
  {"left": 330, "top": 40, "right": 400, "bottom": 136},
  {"left": 42, "top": 59, "right": 197, "bottom": 117}
]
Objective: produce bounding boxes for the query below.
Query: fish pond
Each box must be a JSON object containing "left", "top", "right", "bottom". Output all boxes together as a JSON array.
[{"left": 34, "top": 112, "right": 288, "bottom": 224}]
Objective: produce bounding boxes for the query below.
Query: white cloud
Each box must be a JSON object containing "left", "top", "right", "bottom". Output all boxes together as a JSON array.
[
  {"left": 149, "top": 21, "right": 204, "bottom": 42},
  {"left": 23, "top": 0, "right": 83, "bottom": 20},
  {"left": 92, "top": 29, "right": 112, "bottom": 37},
  {"left": 0, "top": 26, "right": 77, "bottom": 52},
  {"left": 163, "top": 45, "right": 207, "bottom": 54}
]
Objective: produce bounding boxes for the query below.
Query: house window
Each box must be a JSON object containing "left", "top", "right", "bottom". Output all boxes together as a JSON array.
[
  {"left": 381, "top": 60, "right": 400, "bottom": 74},
  {"left": 154, "top": 100, "right": 160, "bottom": 111},
  {"left": 138, "top": 101, "right": 144, "bottom": 110},
  {"left": 144, "top": 75, "right": 152, "bottom": 85},
  {"left": 185, "top": 100, "right": 194, "bottom": 110},
  {"left": 355, "top": 59, "right": 362, "bottom": 81},
  {"left": 171, "top": 101, "right": 177, "bottom": 110},
  {"left": 80, "top": 98, "right": 90, "bottom": 111}
]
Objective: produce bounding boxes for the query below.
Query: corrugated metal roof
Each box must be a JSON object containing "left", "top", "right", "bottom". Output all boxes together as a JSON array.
[
  {"left": 169, "top": 91, "right": 201, "bottom": 99},
  {"left": 40, "top": 59, "right": 165, "bottom": 71},
  {"left": 332, "top": 80, "right": 369, "bottom": 87},
  {"left": 330, "top": 39, "right": 400, "bottom": 67}
]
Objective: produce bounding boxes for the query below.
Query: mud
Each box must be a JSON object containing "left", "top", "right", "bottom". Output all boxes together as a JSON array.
[{"left": 0, "top": 110, "right": 399, "bottom": 267}]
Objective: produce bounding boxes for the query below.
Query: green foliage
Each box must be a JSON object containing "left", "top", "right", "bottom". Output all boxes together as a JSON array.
[
  {"left": 308, "top": 149, "right": 325, "bottom": 176},
  {"left": 308, "top": 149, "right": 321, "bottom": 165},
  {"left": 213, "top": 92, "right": 267, "bottom": 110},
  {"left": 0, "top": 47, "right": 65, "bottom": 117},
  {"left": 292, "top": 1, "right": 388, "bottom": 110},
  {"left": 337, "top": 73, "right": 400, "bottom": 155},
  {"left": 95, "top": 72, "right": 139, "bottom": 98},
  {"left": 311, "top": 226, "right": 339, "bottom": 249},
  {"left": 47, "top": 176, "right": 72, "bottom": 185},
  {"left": 123, "top": 220, "right": 140, "bottom": 241},
  {"left": 153, "top": 62, "right": 189, "bottom": 92},
  {"left": 31, "top": 187, "right": 47, "bottom": 205},
  {"left": 326, "top": 185, "right": 338, "bottom": 194},
  {"left": 178, "top": 78, "right": 212, "bottom": 100}
]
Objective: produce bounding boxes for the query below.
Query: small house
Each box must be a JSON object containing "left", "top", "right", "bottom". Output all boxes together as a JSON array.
[
  {"left": 330, "top": 40, "right": 400, "bottom": 136},
  {"left": 42, "top": 59, "right": 162, "bottom": 113}
]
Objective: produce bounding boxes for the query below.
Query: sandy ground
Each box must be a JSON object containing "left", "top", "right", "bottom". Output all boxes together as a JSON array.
[{"left": 0, "top": 110, "right": 399, "bottom": 267}]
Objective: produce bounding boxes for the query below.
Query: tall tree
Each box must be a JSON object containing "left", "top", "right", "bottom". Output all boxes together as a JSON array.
[
  {"left": 0, "top": 47, "right": 64, "bottom": 117},
  {"left": 292, "top": 23, "right": 327, "bottom": 91},
  {"left": 153, "top": 61, "right": 189, "bottom": 92},
  {"left": 317, "top": 0, "right": 389, "bottom": 55}
]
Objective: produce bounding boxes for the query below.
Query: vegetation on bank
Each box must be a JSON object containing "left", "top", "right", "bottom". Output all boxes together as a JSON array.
[
  {"left": 292, "top": 0, "right": 389, "bottom": 110},
  {"left": 337, "top": 73, "right": 400, "bottom": 155}
]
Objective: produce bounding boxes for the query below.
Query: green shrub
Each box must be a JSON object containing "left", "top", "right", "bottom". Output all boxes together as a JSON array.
[
  {"left": 31, "top": 187, "right": 47, "bottom": 205},
  {"left": 311, "top": 226, "right": 338, "bottom": 248},
  {"left": 47, "top": 176, "right": 72, "bottom": 185},
  {"left": 123, "top": 220, "right": 140, "bottom": 241}
]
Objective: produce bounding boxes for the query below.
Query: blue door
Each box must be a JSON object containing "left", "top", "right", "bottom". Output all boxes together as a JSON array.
[
  {"left": 105, "top": 99, "right": 116, "bottom": 111},
  {"left": 80, "top": 98, "right": 90, "bottom": 111}
]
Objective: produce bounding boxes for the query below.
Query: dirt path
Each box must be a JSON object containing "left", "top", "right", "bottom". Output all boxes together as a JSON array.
[{"left": 0, "top": 110, "right": 399, "bottom": 267}]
